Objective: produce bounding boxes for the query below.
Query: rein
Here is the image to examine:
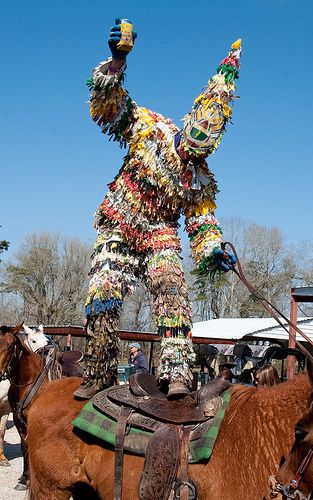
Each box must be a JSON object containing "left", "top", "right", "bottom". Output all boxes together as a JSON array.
[
  {"left": 224, "top": 242, "right": 313, "bottom": 358},
  {"left": 268, "top": 446, "right": 313, "bottom": 499},
  {"left": 269, "top": 456, "right": 313, "bottom": 499}
]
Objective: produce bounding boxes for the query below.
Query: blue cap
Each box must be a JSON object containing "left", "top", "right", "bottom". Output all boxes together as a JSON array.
[{"left": 128, "top": 342, "right": 141, "bottom": 349}]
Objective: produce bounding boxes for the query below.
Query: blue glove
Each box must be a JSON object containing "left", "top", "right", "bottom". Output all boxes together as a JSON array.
[
  {"left": 108, "top": 18, "right": 137, "bottom": 60},
  {"left": 214, "top": 248, "right": 236, "bottom": 272}
]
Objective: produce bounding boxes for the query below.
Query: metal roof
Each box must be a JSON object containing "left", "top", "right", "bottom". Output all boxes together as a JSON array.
[{"left": 192, "top": 317, "right": 313, "bottom": 343}]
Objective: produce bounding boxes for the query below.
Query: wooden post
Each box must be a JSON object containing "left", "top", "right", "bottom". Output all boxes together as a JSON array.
[
  {"left": 66, "top": 334, "right": 72, "bottom": 350},
  {"left": 287, "top": 293, "right": 298, "bottom": 379},
  {"left": 148, "top": 341, "right": 154, "bottom": 374}
]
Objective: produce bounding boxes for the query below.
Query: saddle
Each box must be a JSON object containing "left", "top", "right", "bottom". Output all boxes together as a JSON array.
[
  {"left": 92, "top": 374, "right": 230, "bottom": 500},
  {"left": 56, "top": 350, "right": 85, "bottom": 377}
]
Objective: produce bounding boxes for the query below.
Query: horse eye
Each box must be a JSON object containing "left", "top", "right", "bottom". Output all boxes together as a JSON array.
[{"left": 295, "top": 426, "right": 308, "bottom": 441}]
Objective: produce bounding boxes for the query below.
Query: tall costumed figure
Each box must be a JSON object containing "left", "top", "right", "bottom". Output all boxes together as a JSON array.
[{"left": 74, "top": 18, "right": 241, "bottom": 399}]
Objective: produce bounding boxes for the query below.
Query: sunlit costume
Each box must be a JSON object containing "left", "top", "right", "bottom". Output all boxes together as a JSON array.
[{"left": 74, "top": 20, "right": 241, "bottom": 399}]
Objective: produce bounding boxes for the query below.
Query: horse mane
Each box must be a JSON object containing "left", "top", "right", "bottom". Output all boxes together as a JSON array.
[
  {"left": 227, "top": 384, "right": 257, "bottom": 423},
  {"left": 0, "top": 326, "right": 11, "bottom": 334},
  {"left": 227, "top": 373, "right": 312, "bottom": 424},
  {"left": 0, "top": 324, "right": 24, "bottom": 335}
]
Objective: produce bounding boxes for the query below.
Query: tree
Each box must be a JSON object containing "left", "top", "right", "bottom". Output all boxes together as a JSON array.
[
  {"left": 187, "top": 217, "right": 301, "bottom": 320},
  {"left": 0, "top": 291, "right": 22, "bottom": 325},
  {"left": 0, "top": 233, "right": 91, "bottom": 325},
  {"left": 119, "top": 280, "right": 154, "bottom": 333},
  {"left": 0, "top": 225, "right": 9, "bottom": 261}
]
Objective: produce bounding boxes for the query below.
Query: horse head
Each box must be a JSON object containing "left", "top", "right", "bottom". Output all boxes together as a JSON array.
[
  {"left": 266, "top": 357, "right": 313, "bottom": 500},
  {"left": 23, "top": 324, "right": 48, "bottom": 353},
  {"left": 0, "top": 323, "right": 24, "bottom": 379}
]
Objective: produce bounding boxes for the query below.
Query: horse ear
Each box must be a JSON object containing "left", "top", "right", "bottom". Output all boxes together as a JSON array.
[
  {"left": 11, "top": 323, "right": 24, "bottom": 335},
  {"left": 38, "top": 325, "right": 44, "bottom": 334},
  {"left": 306, "top": 356, "right": 313, "bottom": 388},
  {"left": 10, "top": 323, "right": 23, "bottom": 335},
  {"left": 23, "top": 325, "right": 33, "bottom": 336}
]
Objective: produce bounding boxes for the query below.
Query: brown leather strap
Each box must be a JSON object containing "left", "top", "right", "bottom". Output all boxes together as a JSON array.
[
  {"left": 139, "top": 424, "right": 181, "bottom": 500},
  {"left": 114, "top": 406, "right": 132, "bottom": 500},
  {"left": 225, "top": 241, "right": 313, "bottom": 360},
  {"left": 180, "top": 427, "right": 191, "bottom": 500},
  {"left": 15, "top": 352, "right": 55, "bottom": 423}
]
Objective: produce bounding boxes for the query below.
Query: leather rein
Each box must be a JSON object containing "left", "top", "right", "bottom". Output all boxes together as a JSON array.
[
  {"left": 225, "top": 242, "right": 313, "bottom": 361},
  {"left": 2, "top": 332, "right": 57, "bottom": 423},
  {"left": 268, "top": 448, "right": 313, "bottom": 499},
  {"left": 224, "top": 242, "right": 313, "bottom": 499}
]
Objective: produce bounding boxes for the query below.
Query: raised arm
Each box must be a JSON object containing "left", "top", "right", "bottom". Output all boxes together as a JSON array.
[
  {"left": 185, "top": 185, "right": 236, "bottom": 276},
  {"left": 184, "top": 170, "right": 223, "bottom": 276},
  {"left": 182, "top": 40, "right": 242, "bottom": 275},
  {"left": 87, "top": 19, "right": 138, "bottom": 147}
]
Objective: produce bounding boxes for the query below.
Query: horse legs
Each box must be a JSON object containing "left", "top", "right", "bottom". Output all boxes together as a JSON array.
[
  {"left": 0, "top": 407, "right": 10, "bottom": 466},
  {"left": 29, "top": 485, "right": 72, "bottom": 500},
  {"left": 12, "top": 412, "right": 28, "bottom": 490}
]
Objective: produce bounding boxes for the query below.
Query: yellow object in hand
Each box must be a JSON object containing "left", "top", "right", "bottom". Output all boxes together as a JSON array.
[
  {"left": 231, "top": 39, "right": 241, "bottom": 50},
  {"left": 117, "top": 20, "right": 133, "bottom": 52}
]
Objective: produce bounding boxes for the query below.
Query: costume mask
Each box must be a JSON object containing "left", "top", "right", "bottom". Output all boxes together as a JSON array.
[{"left": 181, "top": 39, "right": 242, "bottom": 157}]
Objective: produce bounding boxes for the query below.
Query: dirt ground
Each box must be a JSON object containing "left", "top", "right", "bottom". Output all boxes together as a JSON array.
[{"left": 0, "top": 414, "right": 26, "bottom": 500}]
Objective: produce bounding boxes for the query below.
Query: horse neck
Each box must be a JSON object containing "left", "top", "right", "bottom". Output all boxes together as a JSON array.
[
  {"left": 230, "top": 374, "right": 312, "bottom": 429},
  {"left": 268, "top": 375, "right": 311, "bottom": 421}
]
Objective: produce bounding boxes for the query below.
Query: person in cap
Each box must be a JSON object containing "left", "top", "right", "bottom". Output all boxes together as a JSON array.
[
  {"left": 74, "top": 19, "right": 241, "bottom": 399},
  {"left": 128, "top": 343, "right": 149, "bottom": 374}
]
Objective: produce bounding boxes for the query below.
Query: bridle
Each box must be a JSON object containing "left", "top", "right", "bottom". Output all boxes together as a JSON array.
[
  {"left": 3, "top": 333, "right": 45, "bottom": 388},
  {"left": 268, "top": 446, "right": 313, "bottom": 499},
  {"left": 0, "top": 331, "right": 57, "bottom": 423}
]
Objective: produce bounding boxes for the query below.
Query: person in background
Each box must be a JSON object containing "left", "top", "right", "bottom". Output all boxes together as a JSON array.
[
  {"left": 254, "top": 364, "right": 280, "bottom": 387},
  {"left": 128, "top": 342, "right": 149, "bottom": 373}
]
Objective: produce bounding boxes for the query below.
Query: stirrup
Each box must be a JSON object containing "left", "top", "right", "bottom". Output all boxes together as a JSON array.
[
  {"left": 73, "top": 382, "right": 97, "bottom": 400},
  {"left": 167, "top": 381, "right": 190, "bottom": 399}
]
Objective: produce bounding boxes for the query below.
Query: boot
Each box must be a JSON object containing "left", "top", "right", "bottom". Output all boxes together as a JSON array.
[
  {"left": 73, "top": 381, "right": 98, "bottom": 400},
  {"left": 167, "top": 380, "right": 190, "bottom": 399}
]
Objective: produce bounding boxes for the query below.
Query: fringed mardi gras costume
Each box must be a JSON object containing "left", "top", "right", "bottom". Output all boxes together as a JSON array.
[{"left": 84, "top": 40, "right": 241, "bottom": 391}]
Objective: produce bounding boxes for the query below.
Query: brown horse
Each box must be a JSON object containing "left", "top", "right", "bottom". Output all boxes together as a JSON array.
[
  {"left": 0, "top": 324, "right": 63, "bottom": 490},
  {"left": 267, "top": 364, "right": 313, "bottom": 500},
  {"left": 27, "top": 363, "right": 313, "bottom": 500}
]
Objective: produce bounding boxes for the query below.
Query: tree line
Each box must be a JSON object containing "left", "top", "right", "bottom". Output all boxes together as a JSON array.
[{"left": 0, "top": 218, "right": 312, "bottom": 328}]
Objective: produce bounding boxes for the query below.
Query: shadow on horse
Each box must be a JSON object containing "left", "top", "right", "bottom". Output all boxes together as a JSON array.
[{"left": 26, "top": 359, "right": 313, "bottom": 500}]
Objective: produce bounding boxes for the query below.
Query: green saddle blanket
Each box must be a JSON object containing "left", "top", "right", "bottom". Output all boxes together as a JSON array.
[{"left": 72, "top": 389, "right": 230, "bottom": 464}]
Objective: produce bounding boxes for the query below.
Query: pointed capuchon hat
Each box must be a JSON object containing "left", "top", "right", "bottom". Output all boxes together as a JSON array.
[{"left": 180, "top": 39, "right": 242, "bottom": 157}]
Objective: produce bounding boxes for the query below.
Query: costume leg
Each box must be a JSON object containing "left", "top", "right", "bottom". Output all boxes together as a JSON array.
[
  {"left": 76, "top": 230, "right": 139, "bottom": 396},
  {"left": 145, "top": 245, "right": 195, "bottom": 391}
]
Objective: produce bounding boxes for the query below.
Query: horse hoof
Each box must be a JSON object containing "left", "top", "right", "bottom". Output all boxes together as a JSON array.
[
  {"left": 14, "top": 483, "right": 28, "bottom": 491},
  {"left": 0, "top": 460, "right": 10, "bottom": 467}
]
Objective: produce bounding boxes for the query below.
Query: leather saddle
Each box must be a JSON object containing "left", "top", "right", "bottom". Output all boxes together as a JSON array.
[{"left": 92, "top": 374, "right": 230, "bottom": 500}]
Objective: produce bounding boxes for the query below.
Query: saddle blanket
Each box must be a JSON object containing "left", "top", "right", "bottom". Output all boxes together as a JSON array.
[{"left": 72, "top": 389, "right": 230, "bottom": 464}]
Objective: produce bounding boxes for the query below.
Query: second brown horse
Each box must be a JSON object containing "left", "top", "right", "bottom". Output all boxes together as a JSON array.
[{"left": 26, "top": 362, "right": 313, "bottom": 499}]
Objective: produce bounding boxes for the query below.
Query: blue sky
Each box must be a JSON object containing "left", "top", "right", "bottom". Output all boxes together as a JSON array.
[{"left": 1, "top": 0, "right": 313, "bottom": 257}]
